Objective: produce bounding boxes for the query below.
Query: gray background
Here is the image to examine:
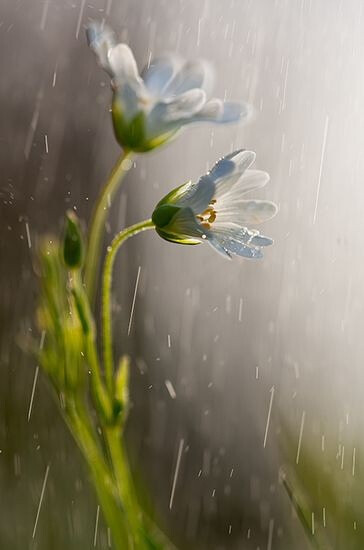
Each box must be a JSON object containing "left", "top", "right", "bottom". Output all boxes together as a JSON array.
[{"left": 1, "top": 0, "right": 363, "bottom": 548}]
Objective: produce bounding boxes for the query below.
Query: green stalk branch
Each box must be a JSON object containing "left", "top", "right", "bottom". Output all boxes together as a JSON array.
[{"left": 101, "top": 219, "right": 154, "bottom": 395}]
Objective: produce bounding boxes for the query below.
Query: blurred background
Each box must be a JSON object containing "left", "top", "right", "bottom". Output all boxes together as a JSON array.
[{"left": 1, "top": 0, "right": 364, "bottom": 548}]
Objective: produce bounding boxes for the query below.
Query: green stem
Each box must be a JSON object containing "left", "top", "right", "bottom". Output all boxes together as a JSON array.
[
  {"left": 65, "top": 399, "right": 131, "bottom": 549},
  {"left": 102, "top": 219, "right": 154, "bottom": 395},
  {"left": 71, "top": 272, "right": 113, "bottom": 422},
  {"left": 85, "top": 150, "right": 133, "bottom": 305},
  {"left": 106, "top": 426, "right": 146, "bottom": 548},
  {"left": 106, "top": 427, "right": 177, "bottom": 549}
]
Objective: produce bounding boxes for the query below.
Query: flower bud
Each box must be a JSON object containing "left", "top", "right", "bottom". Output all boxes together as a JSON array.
[{"left": 63, "top": 211, "right": 84, "bottom": 269}]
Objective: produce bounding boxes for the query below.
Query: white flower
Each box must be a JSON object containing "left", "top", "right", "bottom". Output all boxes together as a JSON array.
[
  {"left": 86, "top": 22, "right": 250, "bottom": 152},
  {"left": 152, "top": 150, "right": 278, "bottom": 259}
]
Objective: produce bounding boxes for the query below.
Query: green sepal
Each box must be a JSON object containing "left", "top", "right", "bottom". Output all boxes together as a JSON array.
[
  {"left": 112, "top": 95, "right": 177, "bottom": 152},
  {"left": 112, "top": 98, "right": 146, "bottom": 151},
  {"left": 152, "top": 203, "right": 202, "bottom": 245},
  {"left": 155, "top": 227, "right": 201, "bottom": 246},
  {"left": 152, "top": 204, "right": 181, "bottom": 228},
  {"left": 154, "top": 181, "right": 192, "bottom": 209},
  {"left": 63, "top": 211, "right": 84, "bottom": 269}
]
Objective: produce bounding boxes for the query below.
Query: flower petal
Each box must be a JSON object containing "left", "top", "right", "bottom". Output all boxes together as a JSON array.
[
  {"left": 208, "top": 150, "right": 257, "bottom": 198},
  {"left": 207, "top": 223, "right": 267, "bottom": 258},
  {"left": 210, "top": 150, "right": 255, "bottom": 181},
  {"left": 232, "top": 170, "right": 270, "bottom": 195},
  {"left": 215, "top": 170, "right": 270, "bottom": 203},
  {"left": 249, "top": 234, "right": 274, "bottom": 246},
  {"left": 87, "top": 22, "right": 147, "bottom": 103},
  {"left": 182, "top": 100, "right": 250, "bottom": 124},
  {"left": 163, "top": 60, "right": 214, "bottom": 96},
  {"left": 163, "top": 89, "right": 207, "bottom": 121},
  {"left": 207, "top": 235, "right": 233, "bottom": 258},
  {"left": 108, "top": 43, "right": 140, "bottom": 82},
  {"left": 146, "top": 89, "right": 207, "bottom": 138},
  {"left": 86, "top": 22, "right": 116, "bottom": 76},
  {"left": 192, "top": 98, "right": 223, "bottom": 120},
  {"left": 216, "top": 200, "right": 278, "bottom": 225},
  {"left": 173, "top": 175, "right": 215, "bottom": 213},
  {"left": 212, "top": 223, "right": 273, "bottom": 246},
  {"left": 207, "top": 234, "right": 263, "bottom": 259},
  {"left": 142, "top": 55, "right": 182, "bottom": 96},
  {"left": 217, "top": 101, "right": 250, "bottom": 123}
]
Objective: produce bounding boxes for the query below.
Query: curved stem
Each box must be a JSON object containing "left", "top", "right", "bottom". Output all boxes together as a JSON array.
[
  {"left": 85, "top": 150, "right": 133, "bottom": 305},
  {"left": 102, "top": 219, "right": 154, "bottom": 395}
]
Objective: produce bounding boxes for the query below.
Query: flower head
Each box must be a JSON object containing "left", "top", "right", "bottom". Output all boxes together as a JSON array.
[
  {"left": 152, "top": 150, "right": 278, "bottom": 259},
  {"left": 86, "top": 22, "right": 249, "bottom": 152}
]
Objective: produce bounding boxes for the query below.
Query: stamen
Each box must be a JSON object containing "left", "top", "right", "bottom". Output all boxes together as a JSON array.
[
  {"left": 208, "top": 211, "right": 216, "bottom": 223},
  {"left": 197, "top": 199, "right": 217, "bottom": 229}
]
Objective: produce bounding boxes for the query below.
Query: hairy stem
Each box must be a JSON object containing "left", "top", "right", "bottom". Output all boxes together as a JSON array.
[
  {"left": 106, "top": 426, "right": 147, "bottom": 548},
  {"left": 102, "top": 219, "right": 154, "bottom": 395},
  {"left": 65, "top": 398, "right": 131, "bottom": 549}
]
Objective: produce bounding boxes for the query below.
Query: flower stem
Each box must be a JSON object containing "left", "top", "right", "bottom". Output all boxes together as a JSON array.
[
  {"left": 65, "top": 398, "right": 131, "bottom": 549},
  {"left": 106, "top": 426, "right": 147, "bottom": 548},
  {"left": 102, "top": 219, "right": 155, "bottom": 395},
  {"left": 84, "top": 150, "right": 133, "bottom": 305}
]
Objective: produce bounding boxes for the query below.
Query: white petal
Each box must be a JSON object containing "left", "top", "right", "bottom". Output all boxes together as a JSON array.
[
  {"left": 217, "top": 101, "right": 250, "bottom": 123},
  {"left": 195, "top": 98, "right": 224, "bottom": 120},
  {"left": 146, "top": 88, "right": 207, "bottom": 137},
  {"left": 174, "top": 175, "right": 215, "bottom": 213},
  {"left": 211, "top": 223, "right": 273, "bottom": 247},
  {"left": 216, "top": 170, "right": 270, "bottom": 203},
  {"left": 207, "top": 236, "right": 233, "bottom": 259},
  {"left": 108, "top": 43, "right": 140, "bottom": 81},
  {"left": 207, "top": 234, "right": 262, "bottom": 259},
  {"left": 207, "top": 224, "right": 267, "bottom": 258},
  {"left": 163, "top": 89, "right": 207, "bottom": 121},
  {"left": 142, "top": 55, "right": 182, "bottom": 96},
  {"left": 181, "top": 100, "right": 250, "bottom": 124},
  {"left": 86, "top": 23, "right": 116, "bottom": 76},
  {"left": 147, "top": 89, "right": 210, "bottom": 138},
  {"left": 210, "top": 150, "right": 255, "bottom": 182},
  {"left": 164, "top": 60, "right": 214, "bottom": 96},
  {"left": 216, "top": 200, "right": 278, "bottom": 225},
  {"left": 210, "top": 150, "right": 256, "bottom": 198},
  {"left": 87, "top": 23, "right": 148, "bottom": 102}
]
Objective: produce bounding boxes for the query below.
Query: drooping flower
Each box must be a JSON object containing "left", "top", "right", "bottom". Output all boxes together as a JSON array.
[
  {"left": 86, "top": 22, "right": 250, "bottom": 152},
  {"left": 152, "top": 150, "right": 278, "bottom": 259}
]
